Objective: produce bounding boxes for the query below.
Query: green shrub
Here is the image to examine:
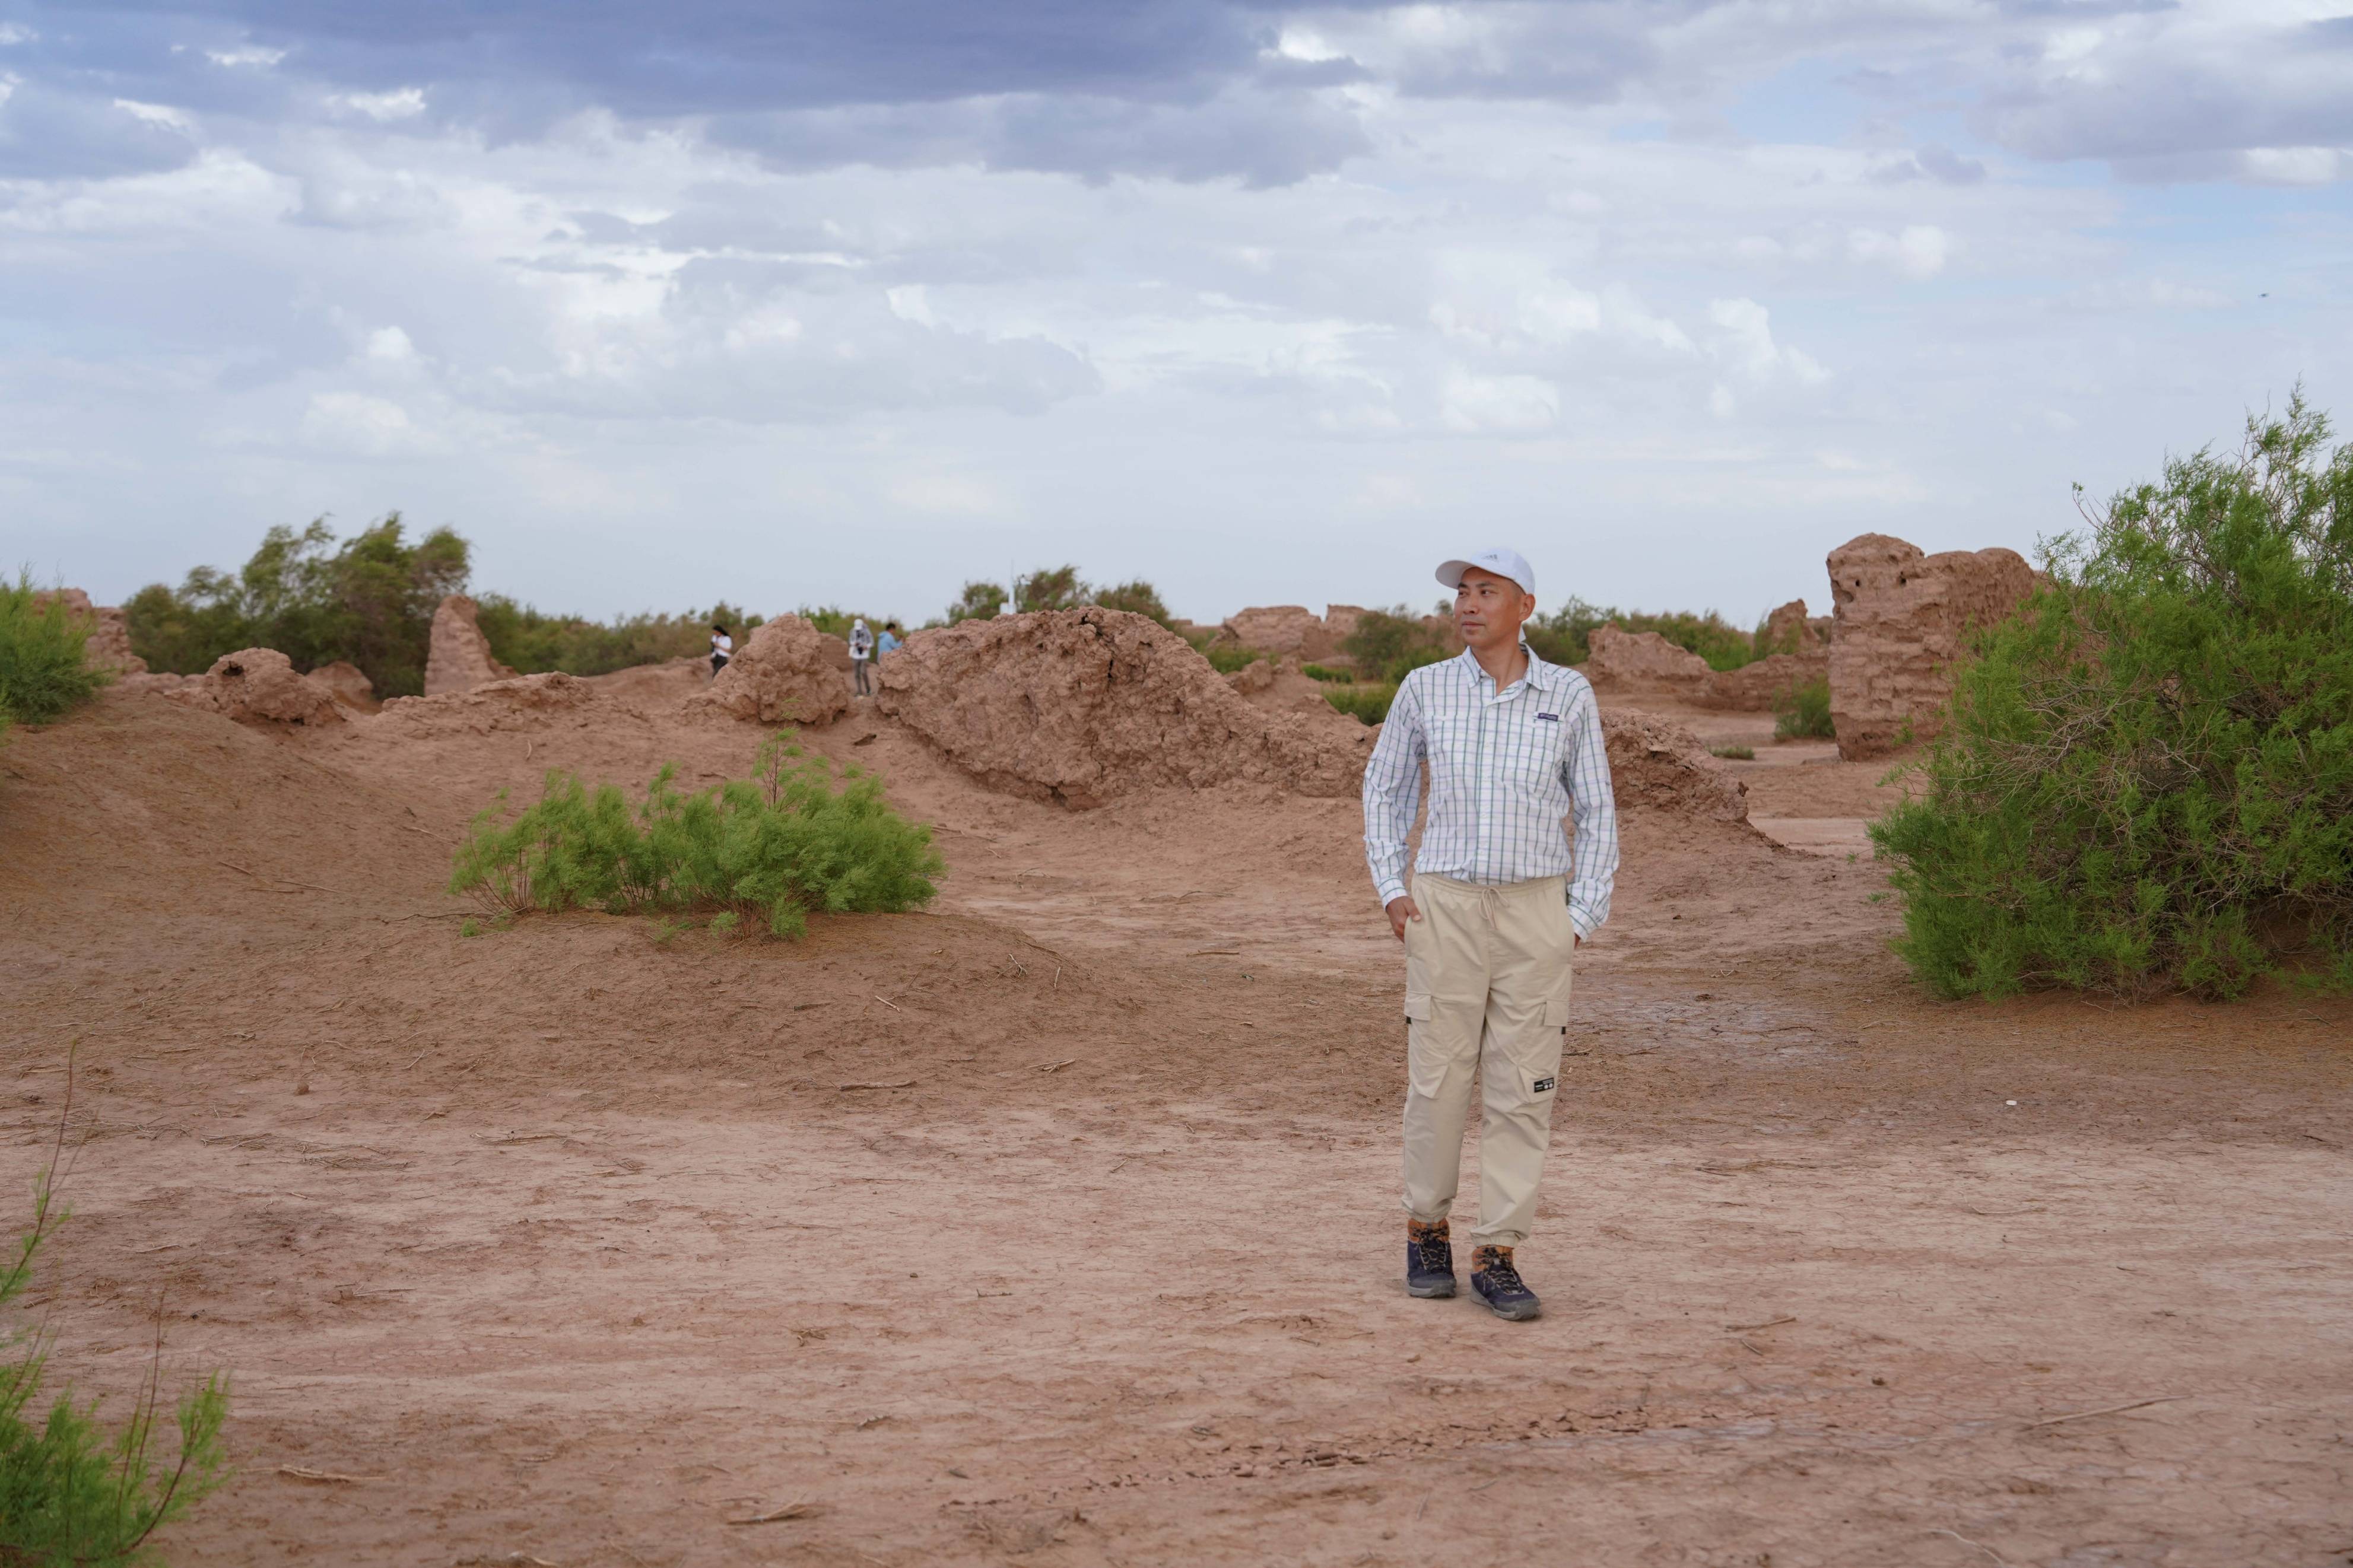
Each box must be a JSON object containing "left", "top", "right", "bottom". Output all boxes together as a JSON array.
[
  {"left": 125, "top": 516, "right": 467, "bottom": 697},
  {"left": 942, "top": 581, "right": 1007, "bottom": 624},
  {"left": 0, "top": 575, "right": 113, "bottom": 726},
  {"left": 475, "top": 599, "right": 762, "bottom": 677},
  {"left": 1773, "top": 677, "right": 1835, "bottom": 740},
  {"left": 1, "top": 1125, "right": 230, "bottom": 1564},
  {"left": 1871, "top": 392, "right": 2353, "bottom": 1000},
  {"left": 1711, "top": 744, "right": 1755, "bottom": 761},
  {"left": 1300, "top": 663, "right": 1355, "bottom": 683},
  {"left": 1324, "top": 683, "right": 1397, "bottom": 725},
  {"left": 450, "top": 731, "right": 944, "bottom": 939},
  {"left": 1091, "top": 579, "right": 1178, "bottom": 630},
  {"left": 1339, "top": 607, "right": 1451, "bottom": 685},
  {"left": 1198, "top": 645, "right": 1263, "bottom": 675},
  {"left": 1014, "top": 565, "right": 1085, "bottom": 613},
  {"left": 1523, "top": 596, "right": 1618, "bottom": 667}
]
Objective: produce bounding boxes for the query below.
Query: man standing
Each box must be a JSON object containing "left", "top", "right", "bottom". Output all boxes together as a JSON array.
[
  {"left": 1361, "top": 548, "right": 1617, "bottom": 1321},
  {"left": 850, "top": 617, "right": 875, "bottom": 696}
]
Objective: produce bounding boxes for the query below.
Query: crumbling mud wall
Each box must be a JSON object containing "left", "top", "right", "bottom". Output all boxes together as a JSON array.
[
  {"left": 1826, "top": 534, "right": 2037, "bottom": 761},
  {"left": 1586, "top": 628, "right": 1711, "bottom": 689},
  {"left": 424, "top": 595, "right": 517, "bottom": 697},
  {"left": 1600, "top": 709, "right": 1749, "bottom": 822},
  {"left": 1214, "top": 605, "right": 1370, "bottom": 664},
  {"left": 164, "top": 648, "right": 344, "bottom": 726},
  {"left": 690, "top": 615, "right": 852, "bottom": 727},
  {"left": 308, "top": 661, "right": 376, "bottom": 711},
  {"left": 31, "top": 589, "right": 147, "bottom": 675},
  {"left": 878, "top": 608, "right": 1372, "bottom": 807}
]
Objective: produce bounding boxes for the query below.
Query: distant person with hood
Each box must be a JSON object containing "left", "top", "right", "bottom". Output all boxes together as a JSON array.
[
  {"left": 849, "top": 617, "right": 875, "bottom": 696},
  {"left": 709, "top": 622, "right": 732, "bottom": 680},
  {"left": 1360, "top": 548, "right": 1618, "bottom": 1322}
]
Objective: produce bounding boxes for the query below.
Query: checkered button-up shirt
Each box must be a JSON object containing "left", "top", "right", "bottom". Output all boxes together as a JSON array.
[{"left": 1362, "top": 645, "right": 1619, "bottom": 939}]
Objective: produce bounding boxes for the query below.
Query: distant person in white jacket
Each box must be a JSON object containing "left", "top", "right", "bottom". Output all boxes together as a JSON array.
[{"left": 850, "top": 618, "right": 875, "bottom": 696}]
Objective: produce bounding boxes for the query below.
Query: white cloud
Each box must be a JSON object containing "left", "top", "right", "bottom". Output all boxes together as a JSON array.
[
  {"left": 301, "top": 391, "right": 436, "bottom": 455},
  {"left": 0, "top": 23, "right": 33, "bottom": 46},
  {"left": 365, "top": 326, "right": 418, "bottom": 363},
  {"left": 1848, "top": 225, "right": 1949, "bottom": 279},
  {"left": 885, "top": 472, "right": 1002, "bottom": 516},
  {"left": 330, "top": 88, "right": 427, "bottom": 122},
  {"left": 113, "top": 100, "right": 195, "bottom": 133},
  {"left": 206, "top": 46, "right": 287, "bottom": 69},
  {"left": 1439, "top": 369, "right": 1557, "bottom": 434},
  {"left": 1706, "top": 298, "right": 1828, "bottom": 387},
  {"left": 2240, "top": 146, "right": 2346, "bottom": 185}
]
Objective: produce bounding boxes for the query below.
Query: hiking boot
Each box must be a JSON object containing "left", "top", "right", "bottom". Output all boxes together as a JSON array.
[
  {"left": 1469, "top": 1246, "right": 1541, "bottom": 1321},
  {"left": 1405, "top": 1219, "right": 1456, "bottom": 1298}
]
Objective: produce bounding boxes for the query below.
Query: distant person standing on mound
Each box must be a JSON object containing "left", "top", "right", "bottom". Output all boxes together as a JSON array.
[
  {"left": 709, "top": 622, "right": 733, "bottom": 680},
  {"left": 1361, "top": 548, "right": 1618, "bottom": 1322},
  {"left": 850, "top": 617, "right": 875, "bottom": 696}
]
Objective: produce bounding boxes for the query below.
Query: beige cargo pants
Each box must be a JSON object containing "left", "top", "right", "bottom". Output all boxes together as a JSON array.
[{"left": 1400, "top": 872, "right": 1574, "bottom": 1249}]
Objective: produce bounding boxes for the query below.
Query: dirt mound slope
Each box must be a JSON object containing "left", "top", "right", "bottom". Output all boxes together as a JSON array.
[
  {"left": 424, "top": 594, "right": 517, "bottom": 697},
  {"left": 1827, "top": 533, "right": 2037, "bottom": 760},
  {"left": 691, "top": 614, "right": 851, "bottom": 727},
  {"left": 879, "top": 608, "right": 1373, "bottom": 807},
  {"left": 308, "top": 660, "right": 376, "bottom": 712},
  {"left": 162, "top": 647, "right": 345, "bottom": 726},
  {"left": 1601, "top": 707, "right": 1752, "bottom": 823},
  {"left": 373, "top": 670, "right": 605, "bottom": 735},
  {"left": 0, "top": 689, "right": 439, "bottom": 929}
]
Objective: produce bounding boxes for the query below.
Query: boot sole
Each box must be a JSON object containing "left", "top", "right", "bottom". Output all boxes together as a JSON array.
[
  {"left": 1476, "top": 1295, "right": 1541, "bottom": 1321},
  {"left": 1406, "top": 1278, "right": 1457, "bottom": 1299}
]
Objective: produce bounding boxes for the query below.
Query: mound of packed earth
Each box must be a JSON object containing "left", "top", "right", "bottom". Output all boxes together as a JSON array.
[
  {"left": 424, "top": 595, "right": 518, "bottom": 697},
  {"left": 374, "top": 671, "right": 601, "bottom": 734},
  {"left": 1586, "top": 627, "right": 1711, "bottom": 689},
  {"left": 164, "top": 648, "right": 344, "bottom": 726},
  {"left": 1600, "top": 709, "right": 1749, "bottom": 823},
  {"left": 690, "top": 615, "right": 851, "bottom": 727},
  {"left": 308, "top": 660, "right": 376, "bottom": 711},
  {"left": 878, "top": 608, "right": 1372, "bottom": 807},
  {"left": 1827, "top": 533, "right": 2037, "bottom": 760},
  {"left": 1215, "top": 605, "right": 1367, "bottom": 663}
]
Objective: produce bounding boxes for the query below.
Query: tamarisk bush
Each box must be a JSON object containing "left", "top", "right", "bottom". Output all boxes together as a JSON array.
[
  {"left": 0, "top": 1082, "right": 229, "bottom": 1566},
  {"left": 1872, "top": 392, "right": 2353, "bottom": 998},
  {"left": 449, "top": 732, "right": 943, "bottom": 938}
]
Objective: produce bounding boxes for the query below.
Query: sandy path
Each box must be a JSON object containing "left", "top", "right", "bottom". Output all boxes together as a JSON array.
[{"left": 3, "top": 689, "right": 2349, "bottom": 1566}]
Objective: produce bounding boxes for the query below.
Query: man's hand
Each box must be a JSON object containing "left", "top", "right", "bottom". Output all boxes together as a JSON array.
[{"left": 1386, "top": 895, "right": 1422, "bottom": 943}]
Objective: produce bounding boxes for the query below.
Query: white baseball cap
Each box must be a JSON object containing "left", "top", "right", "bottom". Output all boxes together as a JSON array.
[{"left": 1436, "top": 548, "right": 1535, "bottom": 598}]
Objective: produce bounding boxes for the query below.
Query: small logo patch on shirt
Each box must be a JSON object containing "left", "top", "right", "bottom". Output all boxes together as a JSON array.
[
  {"left": 1534, "top": 711, "right": 1560, "bottom": 723},
  {"left": 1532, "top": 1076, "right": 1557, "bottom": 1093}
]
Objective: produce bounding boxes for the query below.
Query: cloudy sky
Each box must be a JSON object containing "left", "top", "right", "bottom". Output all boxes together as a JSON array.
[{"left": 4, "top": 2, "right": 2347, "bottom": 628}]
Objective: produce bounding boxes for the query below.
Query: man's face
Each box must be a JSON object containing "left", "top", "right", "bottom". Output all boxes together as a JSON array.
[{"left": 1455, "top": 567, "right": 1536, "bottom": 652}]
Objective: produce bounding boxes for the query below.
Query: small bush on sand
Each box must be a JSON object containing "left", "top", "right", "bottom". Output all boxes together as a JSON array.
[
  {"left": 1197, "top": 645, "right": 1263, "bottom": 675},
  {"left": 1339, "top": 608, "right": 1450, "bottom": 685},
  {"left": 1300, "top": 663, "right": 1354, "bottom": 683},
  {"left": 0, "top": 575, "right": 113, "bottom": 727},
  {"left": 1872, "top": 392, "right": 2353, "bottom": 1000},
  {"left": 1711, "top": 744, "right": 1755, "bottom": 761},
  {"left": 1, "top": 1090, "right": 230, "bottom": 1565},
  {"left": 449, "top": 732, "right": 944, "bottom": 939},
  {"left": 1773, "top": 677, "right": 1835, "bottom": 740},
  {"left": 1324, "top": 683, "right": 1397, "bottom": 726},
  {"left": 1091, "top": 580, "right": 1179, "bottom": 631}
]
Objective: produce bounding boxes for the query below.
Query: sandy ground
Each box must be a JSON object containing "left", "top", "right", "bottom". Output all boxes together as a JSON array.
[{"left": 2, "top": 679, "right": 2348, "bottom": 1567}]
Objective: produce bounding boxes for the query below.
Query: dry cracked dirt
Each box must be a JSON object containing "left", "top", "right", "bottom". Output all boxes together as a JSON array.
[{"left": 1, "top": 675, "right": 2348, "bottom": 1568}]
